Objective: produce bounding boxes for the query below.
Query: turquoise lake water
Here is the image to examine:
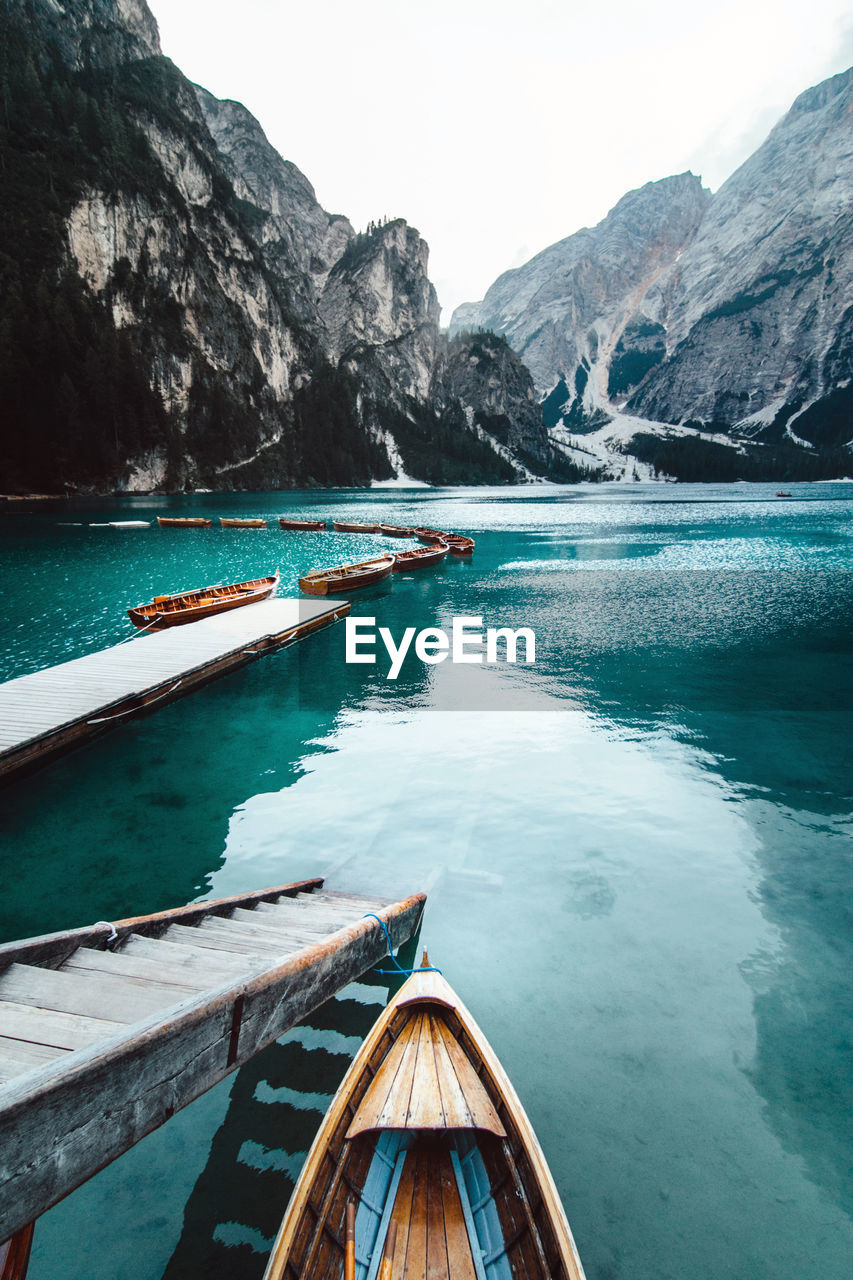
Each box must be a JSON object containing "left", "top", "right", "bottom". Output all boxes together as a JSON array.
[{"left": 1, "top": 482, "right": 851, "bottom": 1280}]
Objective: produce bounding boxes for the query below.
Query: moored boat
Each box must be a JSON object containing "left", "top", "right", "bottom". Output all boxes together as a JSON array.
[
  {"left": 333, "top": 520, "right": 381, "bottom": 533},
  {"left": 299, "top": 556, "right": 395, "bottom": 596},
  {"left": 416, "top": 527, "right": 475, "bottom": 556},
  {"left": 156, "top": 516, "right": 213, "bottom": 528},
  {"left": 378, "top": 523, "right": 416, "bottom": 537},
  {"left": 127, "top": 572, "right": 280, "bottom": 629},
  {"left": 279, "top": 518, "right": 328, "bottom": 530},
  {"left": 263, "top": 961, "right": 586, "bottom": 1280},
  {"left": 443, "top": 535, "right": 475, "bottom": 557},
  {"left": 776, "top": 491, "right": 793, "bottom": 498},
  {"left": 392, "top": 543, "right": 448, "bottom": 571},
  {"left": 415, "top": 526, "right": 447, "bottom": 544},
  {"left": 220, "top": 517, "right": 268, "bottom": 528}
]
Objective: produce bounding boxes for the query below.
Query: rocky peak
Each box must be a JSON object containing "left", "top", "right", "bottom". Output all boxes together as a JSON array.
[
  {"left": 629, "top": 65, "right": 853, "bottom": 441},
  {"left": 449, "top": 172, "right": 709, "bottom": 392},
  {"left": 194, "top": 86, "right": 352, "bottom": 298},
  {"left": 319, "top": 219, "right": 440, "bottom": 398}
]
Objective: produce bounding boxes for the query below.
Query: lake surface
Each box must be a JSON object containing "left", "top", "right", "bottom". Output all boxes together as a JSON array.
[{"left": 1, "top": 482, "right": 851, "bottom": 1280}]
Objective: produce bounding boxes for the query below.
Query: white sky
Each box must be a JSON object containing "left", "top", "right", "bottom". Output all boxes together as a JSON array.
[{"left": 148, "top": 0, "right": 853, "bottom": 320}]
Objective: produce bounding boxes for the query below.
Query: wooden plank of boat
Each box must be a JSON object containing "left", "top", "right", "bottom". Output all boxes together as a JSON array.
[
  {"left": 0, "top": 1221, "right": 34, "bottom": 1280},
  {"left": 127, "top": 572, "right": 280, "bottom": 630},
  {"left": 219, "top": 517, "right": 268, "bottom": 528},
  {"left": 156, "top": 517, "right": 213, "bottom": 528},
  {"left": 299, "top": 557, "right": 395, "bottom": 597},
  {"left": 333, "top": 520, "right": 381, "bottom": 533},
  {"left": 263, "top": 962, "right": 587, "bottom": 1280},
  {"left": 378, "top": 524, "right": 416, "bottom": 537},
  {"left": 278, "top": 518, "right": 328, "bottom": 530},
  {"left": 392, "top": 545, "right": 448, "bottom": 571}
]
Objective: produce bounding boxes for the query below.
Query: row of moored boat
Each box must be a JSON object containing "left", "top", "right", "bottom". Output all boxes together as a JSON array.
[{"left": 127, "top": 523, "right": 475, "bottom": 626}]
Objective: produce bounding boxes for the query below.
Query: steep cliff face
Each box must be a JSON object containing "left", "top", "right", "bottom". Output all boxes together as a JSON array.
[
  {"left": 629, "top": 68, "right": 853, "bottom": 452},
  {"left": 451, "top": 67, "right": 853, "bottom": 479},
  {"left": 450, "top": 174, "right": 710, "bottom": 406},
  {"left": 0, "top": 0, "right": 534, "bottom": 492},
  {"left": 441, "top": 332, "right": 594, "bottom": 479},
  {"left": 194, "top": 87, "right": 352, "bottom": 316}
]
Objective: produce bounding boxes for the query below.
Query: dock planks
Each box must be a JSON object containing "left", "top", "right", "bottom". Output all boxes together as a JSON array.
[
  {"left": 0, "top": 597, "right": 349, "bottom": 782},
  {"left": 0, "top": 878, "right": 426, "bottom": 1243}
]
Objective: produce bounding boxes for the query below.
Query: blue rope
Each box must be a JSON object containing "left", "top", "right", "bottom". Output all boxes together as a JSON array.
[{"left": 363, "top": 913, "right": 442, "bottom": 976}]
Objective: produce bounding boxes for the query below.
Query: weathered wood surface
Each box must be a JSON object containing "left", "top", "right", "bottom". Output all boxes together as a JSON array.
[
  {"left": 0, "top": 597, "right": 349, "bottom": 783},
  {"left": 0, "top": 885, "right": 426, "bottom": 1242},
  {"left": 0, "top": 877, "right": 323, "bottom": 975}
]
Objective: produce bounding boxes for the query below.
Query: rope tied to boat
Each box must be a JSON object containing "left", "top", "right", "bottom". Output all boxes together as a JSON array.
[
  {"left": 363, "top": 913, "right": 442, "bottom": 976},
  {"left": 93, "top": 920, "right": 119, "bottom": 944}
]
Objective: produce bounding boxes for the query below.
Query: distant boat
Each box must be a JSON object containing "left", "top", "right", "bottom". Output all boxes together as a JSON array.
[
  {"left": 416, "top": 527, "right": 475, "bottom": 556},
  {"left": 443, "top": 535, "right": 475, "bottom": 556},
  {"left": 278, "top": 517, "right": 327, "bottom": 531},
  {"left": 299, "top": 556, "right": 395, "bottom": 595},
  {"left": 392, "top": 544, "right": 448, "bottom": 570},
  {"left": 332, "top": 520, "right": 380, "bottom": 533},
  {"left": 776, "top": 491, "right": 793, "bottom": 498},
  {"left": 415, "top": 526, "right": 447, "bottom": 544},
  {"left": 378, "top": 523, "right": 416, "bottom": 537},
  {"left": 88, "top": 521, "right": 151, "bottom": 528},
  {"left": 220, "top": 517, "right": 268, "bottom": 528},
  {"left": 156, "top": 516, "right": 213, "bottom": 528},
  {"left": 127, "top": 572, "right": 279, "bottom": 629},
  {"left": 262, "top": 962, "right": 587, "bottom": 1280}
]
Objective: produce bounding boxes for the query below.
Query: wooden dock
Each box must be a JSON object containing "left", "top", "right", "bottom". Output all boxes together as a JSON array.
[
  {"left": 0, "top": 877, "right": 426, "bottom": 1244},
  {"left": 0, "top": 597, "right": 349, "bottom": 783}
]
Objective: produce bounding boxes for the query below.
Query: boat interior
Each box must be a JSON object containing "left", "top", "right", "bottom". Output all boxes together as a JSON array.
[{"left": 270, "top": 998, "right": 570, "bottom": 1280}]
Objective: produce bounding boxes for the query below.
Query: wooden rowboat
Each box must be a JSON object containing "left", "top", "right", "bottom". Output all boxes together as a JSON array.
[
  {"left": 333, "top": 520, "right": 381, "bottom": 533},
  {"left": 156, "top": 516, "right": 213, "bottom": 528},
  {"left": 264, "top": 962, "right": 586, "bottom": 1280},
  {"left": 415, "top": 526, "right": 448, "bottom": 545},
  {"left": 392, "top": 544, "right": 448, "bottom": 571},
  {"left": 378, "top": 524, "right": 416, "bottom": 537},
  {"left": 299, "top": 556, "right": 395, "bottom": 596},
  {"left": 127, "top": 572, "right": 280, "bottom": 629},
  {"left": 279, "top": 518, "right": 328, "bottom": 530},
  {"left": 416, "top": 528, "right": 475, "bottom": 556},
  {"left": 443, "top": 536, "right": 475, "bottom": 557},
  {"left": 220, "top": 517, "right": 268, "bottom": 528}
]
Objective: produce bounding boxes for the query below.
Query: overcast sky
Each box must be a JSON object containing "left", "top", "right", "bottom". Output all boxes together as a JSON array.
[{"left": 149, "top": 0, "right": 852, "bottom": 320}]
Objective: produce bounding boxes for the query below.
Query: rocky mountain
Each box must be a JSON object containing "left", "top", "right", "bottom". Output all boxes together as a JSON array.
[
  {"left": 451, "top": 68, "right": 853, "bottom": 481},
  {"left": 0, "top": 0, "right": 561, "bottom": 493}
]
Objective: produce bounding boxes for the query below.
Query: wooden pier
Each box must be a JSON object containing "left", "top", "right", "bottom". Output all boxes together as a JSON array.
[
  {"left": 0, "top": 877, "right": 426, "bottom": 1244},
  {"left": 0, "top": 597, "right": 349, "bottom": 784}
]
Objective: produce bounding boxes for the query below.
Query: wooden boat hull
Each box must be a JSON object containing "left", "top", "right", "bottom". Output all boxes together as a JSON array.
[
  {"left": 416, "top": 528, "right": 475, "bottom": 555},
  {"left": 415, "top": 527, "right": 447, "bottom": 545},
  {"left": 263, "top": 966, "right": 586, "bottom": 1280},
  {"left": 220, "top": 518, "right": 268, "bottom": 528},
  {"left": 299, "top": 557, "right": 395, "bottom": 596},
  {"left": 333, "top": 520, "right": 380, "bottom": 533},
  {"left": 156, "top": 517, "right": 213, "bottom": 528},
  {"left": 444, "top": 537, "right": 475, "bottom": 556},
  {"left": 379, "top": 524, "right": 416, "bottom": 537},
  {"left": 127, "top": 572, "right": 279, "bottom": 629},
  {"left": 279, "top": 518, "right": 328, "bottom": 530},
  {"left": 392, "top": 544, "right": 448, "bottom": 571}
]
